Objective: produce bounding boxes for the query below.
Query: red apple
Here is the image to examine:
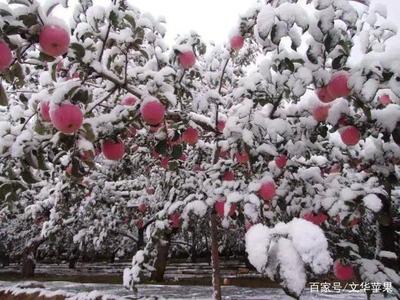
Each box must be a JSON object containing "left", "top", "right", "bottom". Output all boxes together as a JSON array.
[
  {"left": 80, "top": 150, "right": 94, "bottom": 161},
  {"left": 178, "top": 51, "right": 196, "bottom": 69},
  {"left": 303, "top": 212, "right": 328, "bottom": 226},
  {"left": 312, "top": 105, "right": 330, "bottom": 122},
  {"left": 102, "top": 139, "right": 125, "bottom": 160},
  {"left": 141, "top": 100, "right": 165, "bottom": 126},
  {"left": 329, "top": 163, "right": 342, "bottom": 174},
  {"left": 65, "top": 164, "right": 73, "bottom": 176},
  {"left": 192, "top": 164, "right": 203, "bottom": 172},
  {"left": 134, "top": 219, "right": 144, "bottom": 229},
  {"left": 50, "top": 103, "right": 83, "bottom": 134},
  {"left": 39, "top": 25, "right": 70, "bottom": 57},
  {"left": 217, "top": 120, "right": 225, "bottom": 133},
  {"left": 230, "top": 35, "right": 244, "bottom": 50},
  {"left": 316, "top": 86, "right": 335, "bottom": 103},
  {"left": 0, "top": 40, "right": 13, "bottom": 72},
  {"left": 215, "top": 199, "right": 237, "bottom": 218},
  {"left": 138, "top": 203, "right": 147, "bottom": 213},
  {"left": 327, "top": 72, "right": 351, "bottom": 99},
  {"left": 219, "top": 149, "right": 229, "bottom": 159},
  {"left": 340, "top": 126, "right": 360, "bottom": 146},
  {"left": 121, "top": 96, "right": 137, "bottom": 106},
  {"left": 39, "top": 101, "right": 51, "bottom": 122},
  {"left": 160, "top": 157, "right": 169, "bottom": 169},
  {"left": 259, "top": 181, "right": 276, "bottom": 202},
  {"left": 169, "top": 212, "right": 181, "bottom": 229},
  {"left": 182, "top": 127, "right": 199, "bottom": 145},
  {"left": 222, "top": 170, "right": 235, "bottom": 181},
  {"left": 146, "top": 187, "right": 155, "bottom": 195},
  {"left": 378, "top": 94, "right": 391, "bottom": 106},
  {"left": 333, "top": 259, "right": 354, "bottom": 281},
  {"left": 235, "top": 151, "right": 249, "bottom": 164},
  {"left": 275, "top": 155, "right": 288, "bottom": 169}
]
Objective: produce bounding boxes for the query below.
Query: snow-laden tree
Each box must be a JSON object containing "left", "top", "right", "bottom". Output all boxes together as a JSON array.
[{"left": 0, "top": 0, "right": 399, "bottom": 299}]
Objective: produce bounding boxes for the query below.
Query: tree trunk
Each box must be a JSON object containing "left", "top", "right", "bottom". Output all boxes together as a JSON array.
[
  {"left": 190, "top": 229, "right": 197, "bottom": 263},
  {"left": 150, "top": 239, "right": 170, "bottom": 282},
  {"left": 21, "top": 252, "right": 35, "bottom": 277},
  {"left": 378, "top": 178, "right": 400, "bottom": 271},
  {"left": 21, "top": 238, "right": 44, "bottom": 277},
  {"left": 210, "top": 212, "right": 222, "bottom": 300},
  {"left": 137, "top": 228, "right": 145, "bottom": 250}
]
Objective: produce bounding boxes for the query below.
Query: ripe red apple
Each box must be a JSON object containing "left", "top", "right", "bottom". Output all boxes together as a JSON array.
[
  {"left": 312, "top": 105, "right": 330, "bottom": 122},
  {"left": 121, "top": 96, "right": 137, "bottom": 106},
  {"left": 138, "top": 203, "right": 147, "bottom": 213},
  {"left": 56, "top": 61, "right": 64, "bottom": 72},
  {"left": 378, "top": 94, "right": 391, "bottom": 106},
  {"left": 333, "top": 260, "right": 354, "bottom": 281},
  {"left": 39, "top": 25, "right": 70, "bottom": 57},
  {"left": 329, "top": 163, "right": 342, "bottom": 174},
  {"left": 215, "top": 199, "right": 237, "bottom": 218},
  {"left": 134, "top": 218, "right": 144, "bottom": 229},
  {"left": 222, "top": 170, "right": 235, "bottom": 181},
  {"left": 146, "top": 187, "right": 155, "bottom": 195},
  {"left": 182, "top": 127, "right": 199, "bottom": 145},
  {"left": 230, "top": 35, "right": 244, "bottom": 50},
  {"left": 235, "top": 151, "right": 249, "bottom": 164},
  {"left": 178, "top": 51, "right": 196, "bottom": 69},
  {"left": 219, "top": 149, "right": 229, "bottom": 159},
  {"left": 102, "top": 139, "right": 125, "bottom": 160},
  {"left": 192, "top": 164, "right": 203, "bottom": 172},
  {"left": 50, "top": 103, "right": 83, "bottom": 134},
  {"left": 141, "top": 100, "right": 165, "bottom": 125},
  {"left": 65, "top": 164, "right": 73, "bottom": 176},
  {"left": 303, "top": 212, "right": 328, "bottom": 226},
  {"left": 338, "top": 114, "right": 350, "bottom": 126},
  {"left": 316, "top": 86, "right": 335, "bottom": 103},
  {"left": 259, "top": 181, "right": 276, "bottom": 202},
  {"left": 245, "top": 221, "right": 253, "bottom": 231},
  {"left": 80, "top": 150, "right": 94, "bottom": 161},
  {"left": 217, "top": 120, "right": 226, "bottom": 133},
  {"left": 275, "top": 155, "right": 288, "bottom": 169},
  {"left": 0, "top": 40, "right": 13, "bottom": 72},
  {"left": 39, "top": 101, "right": 51, "bottom": 122},
  {"left": 160, "top": 157, "right": 169, "bottom": 169},
  {"left": 340, "top": 126, "right": 360, "bottom": 146},
  {"left": 327, "top": 72, "right": 351, "bottom": 99},
  {"left": 169, "top": 212, "right": 181, "bottom": 229}
]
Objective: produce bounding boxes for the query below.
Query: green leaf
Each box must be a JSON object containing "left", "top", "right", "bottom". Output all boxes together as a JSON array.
[
  {"left": 171, "top": 145, "right": 183, "bottom": 160},
  {"left": 18, "top": 13, "right": 38, "bottom": 27},
  {"left": 109, "top": 10, "right": 119, "bottom": 27},
  {"left": 8, "top": 0, "right": 30, "bottom": 5},
  {"left": 82, "top": 123, "right": 96, "bottom": 142},
  {"left": 124, "top": 14, "right": 136, "bottom": 29},
  {"left": 33, "top": 119, "right": 47, "bottom": 135},
  {"left": 155, "top": 140, "right": 168, "bottom": 155},
  {"left": 0, "top": 9, "right": 12, "bottom": 17},
  {"left": 70, "top": 43, "right": 85, "bottom": 59},
  {"left": 0, "top": 82, "right": 8, "bottom": 106},
  {"left": 39, "top": 52, "right": 56, "bottom": 62},
  {"left": 139, "top": 49, "right": 149, "bottom": 60},
  {"left": 51, "top": 63, "right": 57, "bottom": 82},
  {"left": 21, "top": 168, "right": 40, "bottom": 184},
  {"left": 332, "top": 55, "right": 345, "bottom": 70},
  {"left": 71, "top": 89, "right": 89, "bottom": 104}
]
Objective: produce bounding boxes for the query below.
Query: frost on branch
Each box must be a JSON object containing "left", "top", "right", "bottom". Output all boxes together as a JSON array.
[{"left": 245, "top": 219, "right": 332, "bottom": 298}]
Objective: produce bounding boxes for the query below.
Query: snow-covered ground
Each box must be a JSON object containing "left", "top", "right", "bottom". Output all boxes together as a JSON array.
[{"left": 0, "top": 281, "right": 396, "bottom": 300}]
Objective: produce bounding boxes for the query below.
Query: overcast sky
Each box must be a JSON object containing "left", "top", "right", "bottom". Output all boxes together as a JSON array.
[{"left": 131, "top": 0, "right": 400, "bottom": 47}]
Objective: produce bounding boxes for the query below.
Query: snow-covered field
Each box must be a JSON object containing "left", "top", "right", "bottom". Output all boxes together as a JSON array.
[{"left": 0, "top": 281, "right": 396, "bottom": 300}]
